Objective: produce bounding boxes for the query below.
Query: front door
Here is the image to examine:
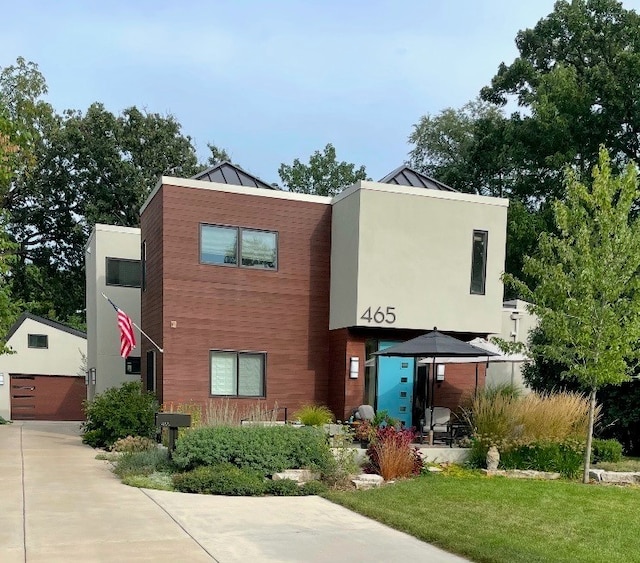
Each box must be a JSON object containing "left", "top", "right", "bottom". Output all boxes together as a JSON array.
[{"left": 376, "top": 341, "right": 415, "bottom": 427}]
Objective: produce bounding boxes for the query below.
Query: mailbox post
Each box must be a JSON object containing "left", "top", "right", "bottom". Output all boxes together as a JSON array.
[{"left": 155, "top": 412, "right": 192, "bottom": 454}]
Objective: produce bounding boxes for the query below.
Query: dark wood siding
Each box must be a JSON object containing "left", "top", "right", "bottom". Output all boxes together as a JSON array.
[
  {"left": 140, "top": 187, "right": 164, "bottom": 403},
  {"left": 148, "top": 184, "right": 332, "bottom": 414}
]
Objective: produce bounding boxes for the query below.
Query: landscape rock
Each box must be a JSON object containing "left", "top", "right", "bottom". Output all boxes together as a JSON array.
[
  {"left": 482, "top": 469, "right": 561, "bottom": 480},
  {"left": 352, "top": 474, "right": 384, "bottom": 490},
  {"left": 599, "top": 471, "right": 640, "bottom": 484},
  {"left": 272, "top": 469, "right": 320, "bottom": 483}
]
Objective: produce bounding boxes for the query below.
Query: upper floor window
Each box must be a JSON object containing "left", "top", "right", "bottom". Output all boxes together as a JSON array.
[
  {"left": 470, "top": 230, "right": 488, "bottom": 295},
  {"left": 106, "top": 258, "right": 141, "bottom": 288},
  {"left": 28, "top": 334, "right": 48, "bottom": 349},
  {"left": 200, "top": 224, "right": 277, "bottom": 270},
  {"left": 141, "top": 241, "right": 147, "bottom": 292}
]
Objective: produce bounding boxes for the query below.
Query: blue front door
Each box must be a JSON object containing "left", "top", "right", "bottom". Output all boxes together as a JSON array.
[{"left": 376, "top": 341, "right": 415, "bottom": 427}]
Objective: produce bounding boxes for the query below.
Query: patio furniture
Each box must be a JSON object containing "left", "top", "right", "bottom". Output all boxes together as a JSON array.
[{"left": 423, "top": 406, "right": 453, "bottom": 446}]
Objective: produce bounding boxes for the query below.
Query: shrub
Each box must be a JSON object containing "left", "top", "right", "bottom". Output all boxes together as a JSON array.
[
  {"left": 112, "top": 435, "right": 156, "bottom": 453},
  {"left": 121, "top": 472, "right": 174, "bottom": 491},
  {"left": 499, "top": 439, "right": 585, "bottom": 478},
  {"left": 0, "top": 415, "right": 10, "bottom": 425},
  {"left": 293, "top": 404, "right": 334, "bottom": 426},
  {"left": 82, "top": 382, "right": 158, "bottom": 448},
  {"left": 372, "top": 410, "right": 398, "bottom": 428},
  {"left": 265, "top": 479, "right": 301, "bottom": 496},
  {"left": 322, "top": 429, "right": 360, "bottom": 488},
  {"left": 173, "top": 464, "right": 266, "bottom": 495},
  {"left": 113, "top": 448, "right": 176, "bottom": 478},
  {"left": 592, "top": 438, "right": 623, "bottom": 463},
  {"left": 299, "top": 480, "right": 328, "bottom": 495},
  {"left": 366, "top": 427, "right": 422, "bottom": 480},
  {"left": 172, "top": 424, "right": 333, "bottom": 476}
]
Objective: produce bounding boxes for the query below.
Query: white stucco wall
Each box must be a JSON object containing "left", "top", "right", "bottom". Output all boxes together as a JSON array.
[
  {"left": 0, "top": 317, "right": 86, "bottom": 420},
  {"left": 486, "top": 299, "right": 538, "bottom": 391},
  {"left": 330, "top": 181, "right": 509, "bottom": 334},
  {"left": 85, "top": 224, "right": 141, "bottom": 400}
]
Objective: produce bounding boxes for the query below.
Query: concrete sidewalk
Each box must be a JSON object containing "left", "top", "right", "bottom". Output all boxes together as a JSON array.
[{"left": 0, "top": 421, "right": 469, "bottom": 562}]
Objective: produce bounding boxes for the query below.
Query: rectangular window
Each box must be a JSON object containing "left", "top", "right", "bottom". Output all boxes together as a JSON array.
[
  {"left": 470, "top": 230, "right": 488, "bottom": 295},
  {"left": 28, "top": 334, "right": 48, "bottom": 349},
  {"left": 146, "top": 350, "right": 156, "bottom": 392},
  {"left": 241, "top": 229, "right": 277, "bottom": 269},
  {"left": 200, "top": 224, "right": 238, "bottom": 265},
  {"left": 141, "top": 241, "right": 146, "bottom": 292},
  {"left": 210, "top": 351, "right": 265, "bottom": 397},
  {"left": 106, "top": 258, "right": 141, "bottom": 288},
  {"left": 125, "top": 356, "right": 141, "bottom": 375}
]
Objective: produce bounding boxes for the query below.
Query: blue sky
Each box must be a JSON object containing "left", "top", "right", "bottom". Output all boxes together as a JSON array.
[{"left": 4, "top": 1, "right": 638, "bottom": 184}]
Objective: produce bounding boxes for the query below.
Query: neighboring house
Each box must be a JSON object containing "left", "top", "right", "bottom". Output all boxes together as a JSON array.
[
  {"left": 138, "top": 162, "right": 509, "bottom": 426},
  {"left": 0, "top": 313, "right": 86, "bottom": 421},
  {"left": 486, "top": 299, "right": 537, "bottom": 391},
  {"left": 85, "top": 224, "right": 141, "bottom": 400}
]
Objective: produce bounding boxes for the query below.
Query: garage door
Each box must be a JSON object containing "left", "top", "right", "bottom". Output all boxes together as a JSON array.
[{"left": 10, "top": 375, "right": 86, "bottom": 421}]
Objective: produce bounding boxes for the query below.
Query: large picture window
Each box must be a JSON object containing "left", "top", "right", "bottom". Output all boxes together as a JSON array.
[
  {"left": 210, "top": 351, "right": 265, "bottom": 397},
  {"left": 470, "top": 230, "right": 488, "bottom": 295},
  {"left": 200, "top": 225, "right": 238, "bottom": 265},
  {"left": 106, "top": 258, "right": 141, "bottom": 288},
  {"left": 200, "top": 224, "right": 277, "bottom": 270}
]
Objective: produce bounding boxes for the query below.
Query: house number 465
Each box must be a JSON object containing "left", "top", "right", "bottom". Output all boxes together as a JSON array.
[{"left": 360, "top": 306, "right": 397, "bottom": 324}]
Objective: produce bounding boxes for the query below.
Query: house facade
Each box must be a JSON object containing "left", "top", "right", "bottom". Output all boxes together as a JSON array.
[
  {"left": 0, "top": 313, "right": 86, "bottom": 420},
  {"left": 139, "top": 163, "right": 508, "bottom": 426},
  {"left": 85, "top": 224, "right": 142, "bottom": 400}
]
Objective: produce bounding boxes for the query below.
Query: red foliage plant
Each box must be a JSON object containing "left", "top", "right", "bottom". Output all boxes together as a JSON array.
[{"left": 366, "top": 427, "right": 423, "bottom": 480}]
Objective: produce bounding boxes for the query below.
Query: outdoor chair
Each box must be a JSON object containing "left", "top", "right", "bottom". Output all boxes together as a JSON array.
[{"left": 423, "top": 406, "right": 453, "bottom": 447}]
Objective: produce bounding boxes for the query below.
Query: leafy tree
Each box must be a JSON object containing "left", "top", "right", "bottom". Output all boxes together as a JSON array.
[
  {"left": 480, "top": 0, "right": 640, "bottom": 201},
  {"left": 206, "top": 143, "right": 231, "bottom": 166},
  {"left": 508, "top": 149, "right": 640, "bottom": 483},
  {"left": 278, "top": 143, "right": 368, "bottom": 196}
]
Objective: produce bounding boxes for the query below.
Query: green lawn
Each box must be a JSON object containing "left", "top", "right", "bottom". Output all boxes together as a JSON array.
[{"left": 326, "top": 472, "right": 640, "bottom": 563}]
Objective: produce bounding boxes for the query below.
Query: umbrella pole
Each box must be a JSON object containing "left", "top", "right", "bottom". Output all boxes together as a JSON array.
[
  {"left": 475, "top": 363, "right": 478, "bottom": 397},
  {"left": 429, "top": 358, "right": 436, "bottom": 446}
]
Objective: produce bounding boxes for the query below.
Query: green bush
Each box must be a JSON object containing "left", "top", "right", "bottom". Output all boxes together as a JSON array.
[
  {"left": 293, "top": 404, "right": 334, "bottom": 426},
  {"left": 499, "top": 440, "right": 585, "bottom": 478},
  {"left": 265, "top": 478, "right": 301, "bottom": 496},
  {"left": 113, "top": 448, "right": 176, "bottom": 478},
  {"left": 172, "top": 425, "right": 332, "bottom": 476},
  {"left": 592, "top": 438, "right": 623, "bottom": 463},
  {"left": 82, "top": 382, "right": 158, "bottom": 448},
  {"left": 0, "top": 415, "right": 11, "bottom": 425},
  {"left": 112, "top": 435, "right": 157, "bottom": 453},
  {"left": 299, "top": 480, "right": 328, "bottom": 495},
  {"left": 173, "top": 464, "right": 266, "bottom": 495}
]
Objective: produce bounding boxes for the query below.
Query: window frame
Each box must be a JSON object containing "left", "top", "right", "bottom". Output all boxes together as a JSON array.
[
  {"left": 28, "top": 334, "right": 48, "bottom": 349},
  {"left": 199, "top": 223, "right": 278, "bottom": 271},
  {"left": 470, "top": 229, "right": 489, "bottom": 295},
  {"left": 209, "top": 349, "right": 267, "bottom": 398},
  {"left": 105, "top": 257, "right": 142, "bottom": 288},
  {"left": 141, "top": 240, "right": 146, "bottom": 292}
]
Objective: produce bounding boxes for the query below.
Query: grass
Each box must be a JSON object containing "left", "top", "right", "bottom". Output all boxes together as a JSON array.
[
  {"left": 326, "top": 472, "right": 640, "bottom": 563},
  {"left": 594, "top": 458, "right": 640, "bottom": 472}
]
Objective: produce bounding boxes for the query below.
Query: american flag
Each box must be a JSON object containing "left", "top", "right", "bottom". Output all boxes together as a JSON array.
[
  {"left": 117, "top": 308, "right": 136, "bottom": 358},
  {"left": 105, "top": 295, "right": 137, "bottom": 358}
]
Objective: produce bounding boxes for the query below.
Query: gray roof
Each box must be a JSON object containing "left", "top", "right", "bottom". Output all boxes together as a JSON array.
[
  {"left": 5, "top": 312, "right": 87, "bottom": 342},
  {"left": 193, "top": 161, "right": 277, "bottom": 190},
  {"left": 379, "top": 165, "right": 458, "bottom": 192}
]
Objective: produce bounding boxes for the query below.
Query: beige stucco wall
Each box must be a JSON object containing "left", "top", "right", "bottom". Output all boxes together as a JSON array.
[
  {"left": 330, "top": 182, "right": 508, "bottom": 334},
  {"left": 85, "top": 224, "right": 141, "bottom": 400},
  {"left": 0, "top": 318, "right": 86, "bottom": 420},
  {"left": 486, "top": 299, "right": 538, "bottom": 391}
]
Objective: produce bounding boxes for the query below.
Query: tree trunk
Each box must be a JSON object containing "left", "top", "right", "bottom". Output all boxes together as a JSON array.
[{"left": 582, "top": 387, "right": 597, "bottom": 484}]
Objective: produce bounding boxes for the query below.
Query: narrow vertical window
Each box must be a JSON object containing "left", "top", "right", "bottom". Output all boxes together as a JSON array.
[
  {"left": 146, "top": 350, "right": 156, "bottom": 392},
  {"left": 141, "top": 241, "right": 146, "bottom": 292},
  {"left": 470, "top": 230, "right": 488, "bottom": 295}
]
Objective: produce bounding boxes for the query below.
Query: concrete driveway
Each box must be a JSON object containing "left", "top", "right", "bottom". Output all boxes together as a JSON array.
[{"left": 0, "top": 421, "right": 468, "bottom": 562}]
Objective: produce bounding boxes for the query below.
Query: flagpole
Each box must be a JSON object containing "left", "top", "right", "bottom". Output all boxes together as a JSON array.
[{"left": 101, "top": 293, "right": 164, "bottom": 353}]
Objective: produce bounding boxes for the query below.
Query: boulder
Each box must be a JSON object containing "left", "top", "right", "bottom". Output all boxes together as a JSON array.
[
  {"left": 272, "top": 469, "right": 320, "bottom": 483},
  {"left": 352, "top": 474, "right": 384, "bottom": 490}
]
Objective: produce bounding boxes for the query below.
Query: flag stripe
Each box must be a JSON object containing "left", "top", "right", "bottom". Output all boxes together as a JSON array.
[{"left": 117, "top": 309, "right": 136, "bottom": 358}]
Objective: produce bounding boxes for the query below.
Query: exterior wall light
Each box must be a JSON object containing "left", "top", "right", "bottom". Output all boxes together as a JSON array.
[
  {"left": 349, "top": 357, "right": 359, "bottom": 379},
  {"left": 436, "top": 364, "right": 445, "bottom": 381}
]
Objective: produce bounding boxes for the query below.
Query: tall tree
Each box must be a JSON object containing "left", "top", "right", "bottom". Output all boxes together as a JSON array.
[
  {"left": 481, "top": 0, "right": 640, "bottom": 201},
  {"left": 507, "top": 149, "right": 640, "bottom": 483},
  {"left": 278, "top": 143, "right": 368, "bottom": 196}
]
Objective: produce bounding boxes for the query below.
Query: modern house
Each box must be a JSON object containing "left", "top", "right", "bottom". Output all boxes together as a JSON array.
[
  {"left": 0, "top": 313, "right": 86, "bottom": 421},
  {"left": 85, "top": 224, "right": 141, "bottom": 400},
  {"left": 139, "top": 162, "right": 509, "bottom": 426}
]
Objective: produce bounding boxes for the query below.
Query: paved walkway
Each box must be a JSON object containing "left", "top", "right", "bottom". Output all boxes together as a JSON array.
[{"left": 0, "top": 421, "right": 469, "bottom": 562}]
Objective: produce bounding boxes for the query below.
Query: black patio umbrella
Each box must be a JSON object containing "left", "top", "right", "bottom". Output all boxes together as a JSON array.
[{"left": 373, "top": 328, "right": 498, "bottom": 430}]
